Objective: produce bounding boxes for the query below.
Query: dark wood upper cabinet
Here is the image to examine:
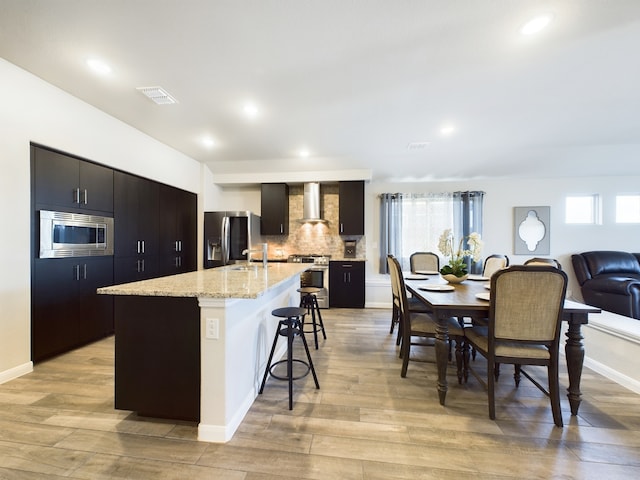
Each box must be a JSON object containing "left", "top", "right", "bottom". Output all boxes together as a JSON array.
[
  {"left": 261, "top": 183, "right": 289, "bottom": 235},
  {"left": 33, "top": 145, "right": 113, "bottom": 214},
  {"left": 338, "top": 180, "right": 364, "bottom": 236},
  {"left": 114, "top": 171, "right": 159, "bottom": 258}
]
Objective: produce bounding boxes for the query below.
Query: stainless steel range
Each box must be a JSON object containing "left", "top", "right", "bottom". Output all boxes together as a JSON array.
[{"left": 288, "top": 254, "right": 330, "bottom": 308}]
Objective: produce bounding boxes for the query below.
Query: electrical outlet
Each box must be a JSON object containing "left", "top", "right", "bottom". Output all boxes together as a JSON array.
[{"left": 206, "top": 318, "right": 219, "bottom": 339}]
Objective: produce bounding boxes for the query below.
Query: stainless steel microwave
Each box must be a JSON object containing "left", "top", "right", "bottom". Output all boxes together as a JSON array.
[{"left": 39, "top": 210, "right": 114, "bottom": 258}]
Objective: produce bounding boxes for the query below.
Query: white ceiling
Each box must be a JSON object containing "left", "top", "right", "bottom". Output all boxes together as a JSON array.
[{"left": 2, "top": 0, "right": 640, "bottom": 182}]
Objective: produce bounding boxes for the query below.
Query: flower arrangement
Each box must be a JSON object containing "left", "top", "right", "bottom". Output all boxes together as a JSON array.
[{"left": 438, "top": 229, "right": 483, "bottom": 277}]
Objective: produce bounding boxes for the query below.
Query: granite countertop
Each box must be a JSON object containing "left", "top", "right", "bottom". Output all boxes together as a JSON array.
[
  {"left": 97, "top": 263, "right": 309, "bottom": 299},
  {"left": 330, "top": 258, "right": 367, "bottom": 262}
]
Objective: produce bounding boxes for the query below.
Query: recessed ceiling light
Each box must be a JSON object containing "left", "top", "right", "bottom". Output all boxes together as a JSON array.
[
  {"left": 136, "top": 86, "right": 178, "bottom": 105},
  {"left": 299, "top": 149, "right": 310, "bottom": 158},
  {"left": 520, "top": 15, "right": 553, "bottom": 35},
  {"left": 86, "top": 58, "right": 111, "bottom": 75},
  {"left": 440, "top": 125, "right": 456, "bottom": 136},
  {"left": 201, "top": 136, "right": 216, "bottom": 149},
  {"left": 243, "top": 102, "right": 259, "bottom": 119}
]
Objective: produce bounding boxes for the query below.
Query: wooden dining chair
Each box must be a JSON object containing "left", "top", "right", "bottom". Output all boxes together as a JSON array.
[
  {"left": 524, "top": 257, "right": 562, "bottom": 270},
  {"left": 387, "top": 255, "right": 431, "bottom": 345},
  {"left": 482, "top": 254, "right": 509, "bottom": 279},
  {"left": 464, "top": 265, "right": 568, "bottom": 426},
  {"left": 409, "top": 252, "right": 439, "bottom": 273},
  {"left": 388, "top": 255, "right": 467, "bottom": 382}
]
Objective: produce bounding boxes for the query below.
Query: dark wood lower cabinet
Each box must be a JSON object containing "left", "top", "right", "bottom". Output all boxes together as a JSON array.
[
  {"left": 32, "top": 256, "right": 114, "bottom": 362},
  {"left": 329, "top": 261, "right": 365, "bottom": 308},
  {"left": 114, "top": 296, "right": 200, "bottom": 421}
]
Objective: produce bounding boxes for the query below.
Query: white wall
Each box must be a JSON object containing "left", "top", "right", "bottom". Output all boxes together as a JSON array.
[
  {"left": 0, "top": 59, "right": 202, "bottom": 380},
  {"left": 365, "top": 177, "right": 640, "bottom": 302}
]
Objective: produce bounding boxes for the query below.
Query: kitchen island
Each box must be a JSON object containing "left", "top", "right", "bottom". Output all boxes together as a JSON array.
[{"left": 98, "top": 262, "right": 308, "bottom": 443}]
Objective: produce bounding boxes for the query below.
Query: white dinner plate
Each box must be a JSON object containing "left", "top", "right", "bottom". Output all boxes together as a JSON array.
[
  {"left": 405, "top": 275, "right": 429, "bottom": 280},
  {"left": 419, "top": 284, "right": 455, "bottom": 292},
  {"left": 468, "top": 274, "right": 490, "bottom": 281},
  {"left": 475, "top": 292, "right": 491, "bottom": 301},
  {"left": 414, "top": 270, "right": 439, "bottom": 275}
]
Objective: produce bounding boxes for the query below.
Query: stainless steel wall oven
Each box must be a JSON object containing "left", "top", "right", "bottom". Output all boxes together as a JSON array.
[{"left": 289, "top": 254, "right": 330, "bottom": 308}]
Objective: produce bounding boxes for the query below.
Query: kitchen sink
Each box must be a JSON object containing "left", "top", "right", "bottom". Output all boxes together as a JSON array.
[{"left": 229, "top": 264, "right": 268, "bottom": 271}]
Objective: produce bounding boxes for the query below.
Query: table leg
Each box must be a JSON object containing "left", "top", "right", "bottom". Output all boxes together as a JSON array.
[
  {"left": 565, "top": 316, "right": 586, "bottom": 415},
  {"left": 435, "top": 316, "right": 449, "bottom": 405}
]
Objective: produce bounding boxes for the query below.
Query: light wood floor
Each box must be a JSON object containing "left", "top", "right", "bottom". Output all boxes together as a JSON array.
[{"left": 1, "top": 308, "right": 640, "bottom": 479}]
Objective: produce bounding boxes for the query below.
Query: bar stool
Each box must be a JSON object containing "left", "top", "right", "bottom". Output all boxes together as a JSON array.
[
  {"left": 297, "top": 287, "right": 327, "bottom": 349},
  {"left": 259, "top": 306, "right": 320, "bottom": 410}
]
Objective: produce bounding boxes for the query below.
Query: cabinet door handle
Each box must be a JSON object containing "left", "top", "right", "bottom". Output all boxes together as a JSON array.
[
  {"left": 175, "top": 241, "right": 179, "bottom": 252},
  {"left": 179, "top": 240, "right": 182, "bottom": 252},
  {"left": 74, "top": 264, "right": 80, "bottom": 281},
  {"left": 141, "top": 240, "right": 145, "bottom": 254},
  {"left": 83, "top": 189, "right": 88, "bottom": 205},
  {"left": 74, "top": 188, "right": 81, "bottom": 204},
  {"left": 340, "top": 223, "right": 344, "bottom": 233},
  {"left": 83, "top": 264, "right": 87, "bottom": 280},
  {"left": 280, "top": 224, "right": 284, "bottom": 234},
  {"left": 141, "top": 259, "right": 145, "bottom": 272}
]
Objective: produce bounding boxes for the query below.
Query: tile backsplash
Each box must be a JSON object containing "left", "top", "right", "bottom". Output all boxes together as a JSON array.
[{"left": 263, "top": 184, "right": 366, "bottom": 259}]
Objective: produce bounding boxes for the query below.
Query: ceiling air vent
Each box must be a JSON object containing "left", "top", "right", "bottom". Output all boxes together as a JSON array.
[
  {"left": 136, "top": 86, "right": 178, "bottom": 105},
  {"left": 407, "top": 142, "right": 430, "bottom": 151}
]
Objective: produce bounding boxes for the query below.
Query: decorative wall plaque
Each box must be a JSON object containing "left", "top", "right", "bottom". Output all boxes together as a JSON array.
[{"left": 514, "top": 206, "right": 550, "bottom": 255}]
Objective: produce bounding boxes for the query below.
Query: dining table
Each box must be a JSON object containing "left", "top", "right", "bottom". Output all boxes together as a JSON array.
[{"left": 404, "top": 274, "right": 601, "bottom": 416}]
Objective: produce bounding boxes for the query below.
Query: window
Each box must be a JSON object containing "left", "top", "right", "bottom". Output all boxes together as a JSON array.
[
  {"left": 616, "top": 195, "right": 640, "bottom": 223},
  {"left": 379, "top": 191, "right": 484, "bottom": 273},
  {"left": 565, "top": 195, "right": 599, "bottom": 224}
]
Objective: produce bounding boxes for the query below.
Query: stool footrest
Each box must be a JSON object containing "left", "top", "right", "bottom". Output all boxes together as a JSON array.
[{"left": 268, "top": 359, "right": 312, "bottom": 382}]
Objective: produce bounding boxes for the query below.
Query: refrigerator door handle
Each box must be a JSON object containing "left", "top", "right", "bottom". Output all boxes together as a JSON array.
[{"left": 222, "top": 216, "right": 230, "bottom": 265}]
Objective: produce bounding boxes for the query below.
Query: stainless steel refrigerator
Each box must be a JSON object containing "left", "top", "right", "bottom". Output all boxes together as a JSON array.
[{"left": 204, "top": 211, "right": 262, "bottom": 268}]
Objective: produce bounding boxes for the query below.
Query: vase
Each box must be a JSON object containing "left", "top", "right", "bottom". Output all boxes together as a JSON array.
[{"left": 442, "top": 273, "right": 469, "bottom": 284}]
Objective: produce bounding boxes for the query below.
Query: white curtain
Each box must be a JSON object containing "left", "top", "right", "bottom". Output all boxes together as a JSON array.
[
  {"left": 379, "top": 193, "right": 453, "bottom": 273},
  {"left": 379, "top": 191, "right": 485, "bottom": 274}
]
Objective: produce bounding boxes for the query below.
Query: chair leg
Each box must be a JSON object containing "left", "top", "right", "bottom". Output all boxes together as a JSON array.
[
  {"left": 396, "top": 311, "right": 403, "bottom": 346},
  {"left": 455, "top": 338, "right": 464, "bottom": 384},
  {"left": 548, "top": 359, "right": 563, "bottom": 427},
  {"left": 400, "top": 330, "right": 410, "bottom": 377},
  {"left": 287, "top": 318, "right": 294, "bottom": 410},
  {"left": 488, "top": 357, "right": 496, "bottom": 420},
  {"left": 514, "top": 364, "right": 521, "bottom": 387},
  {"left": 390, "top": 304, "right": 397, "bottom": 334},
  {"left": 462, "top": 340, "right": 470, "bottom": 384},
  {"left": 494, "top": 363, "right": 501, "bottom": 381}
]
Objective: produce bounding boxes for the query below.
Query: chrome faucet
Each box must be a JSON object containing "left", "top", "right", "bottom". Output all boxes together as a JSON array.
[{"left": 242, "top": 243, "right": 268, "bottom": 268}]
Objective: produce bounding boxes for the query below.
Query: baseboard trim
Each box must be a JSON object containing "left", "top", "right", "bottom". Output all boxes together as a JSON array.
[
  {"left": 0, "top": 361, "right": 33, "bottom": 385},
  {"left": 584, "top": 356, "right": 640, "bottom": 394}
]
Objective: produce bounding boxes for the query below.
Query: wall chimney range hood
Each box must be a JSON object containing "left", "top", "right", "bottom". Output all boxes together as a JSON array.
[{"left": 299, "top": 182, "right": 327, "bottom": 223}]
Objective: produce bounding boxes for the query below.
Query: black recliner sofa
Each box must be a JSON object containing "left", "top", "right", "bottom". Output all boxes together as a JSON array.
[{"left": 572, "top": 251, "right": 640, "bottom": 320}]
